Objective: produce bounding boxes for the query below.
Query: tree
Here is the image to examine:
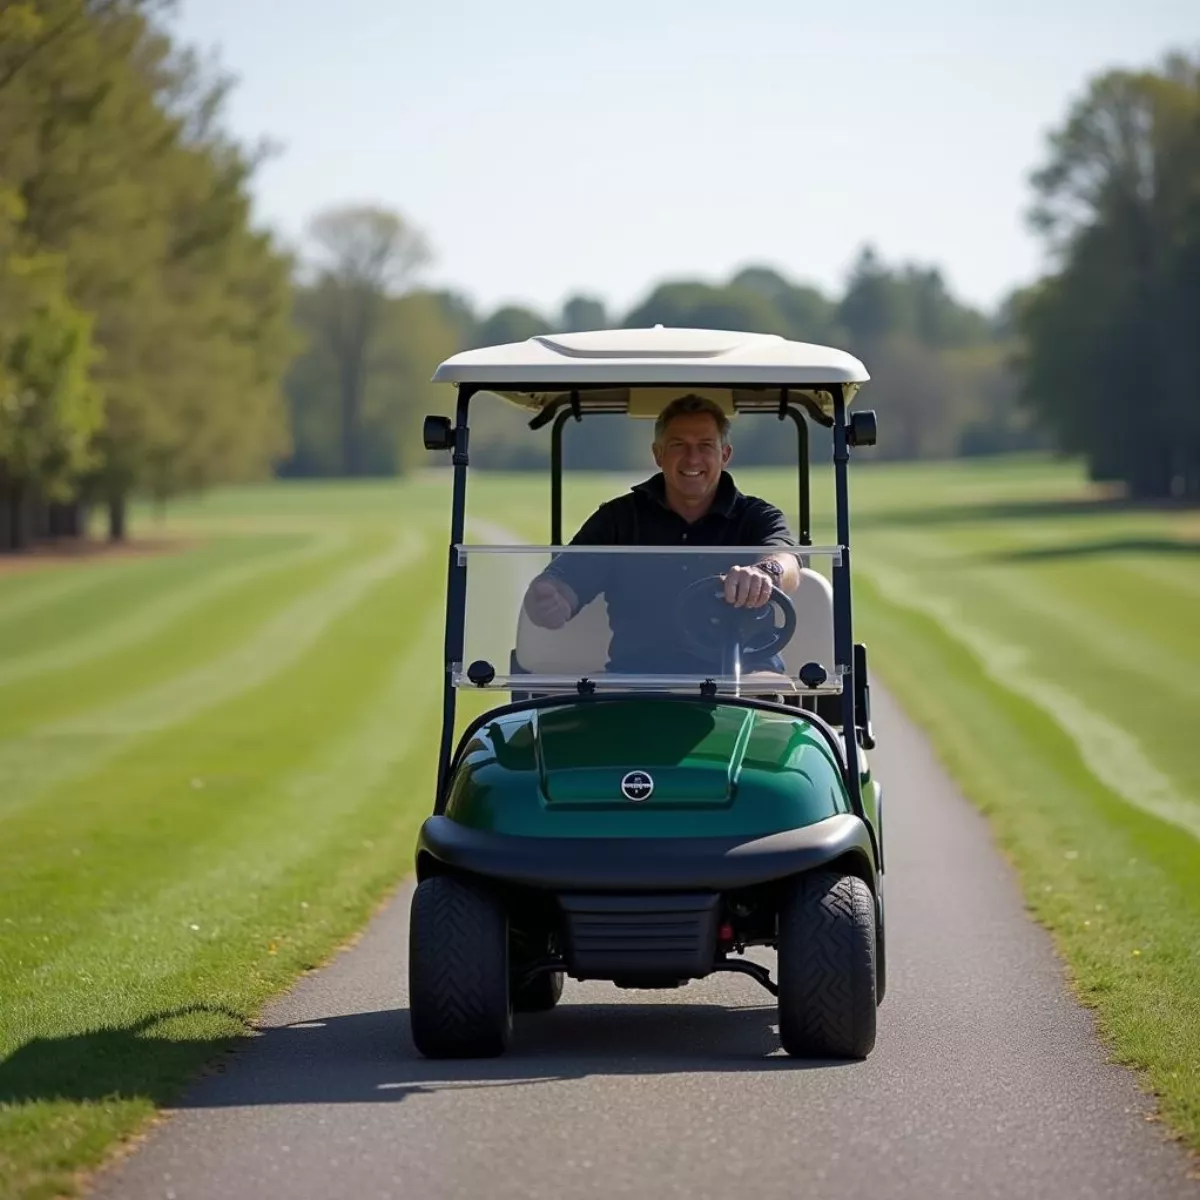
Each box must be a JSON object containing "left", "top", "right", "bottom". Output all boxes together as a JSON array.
[
  {"left": 1020, "top": 50, "right": 1200, "bottom": 498},
  {"left": 304, "top": 203, "right": 432, "bottom": 475},
  {"left": 624, "top": 280, "right": 790, "bottom": 336},
  {"left": 362, "top": 289, "right": 461, "bottom": 475},
  {"left": 0, "top": 188, "right": 104, "bottom": 549},
  {"left": 560, "top": 294, "right": 607, "bottom": 332},
  {"left": 0, "top": 0, "right": 298, "bottom": 545},
  {"left": 471, "top": 304, "right": 547, "bottom": 348},
  {"left": 282, "top": 282, "right": 463, "bottom": 479},
  {"left": 729, "top": 266, "right": 839, "bottom": 344}
]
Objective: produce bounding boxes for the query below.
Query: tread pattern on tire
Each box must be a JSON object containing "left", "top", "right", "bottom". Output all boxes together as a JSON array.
[
  {"left": 778, "top": 869, "right": 877, "bottom": 1059},
  {"left": 409, "top": 875, "right": 511, "bottom": 1058}
]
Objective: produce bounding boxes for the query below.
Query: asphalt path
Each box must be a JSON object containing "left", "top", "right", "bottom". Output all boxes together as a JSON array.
[{"left": 88, "top": 685, "right": 1199, "bottom": 1200}]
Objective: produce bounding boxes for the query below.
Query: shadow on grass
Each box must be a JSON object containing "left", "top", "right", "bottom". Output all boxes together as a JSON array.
[
  {"left": 857, "top": 493, "right": 1198, "bottom": 531},
  {"left": 0, "top": 1000, "right": 854, "bottom": 1110},
  {"left": 0, "top": 1005, "right": 253, "bottom": 1107}
]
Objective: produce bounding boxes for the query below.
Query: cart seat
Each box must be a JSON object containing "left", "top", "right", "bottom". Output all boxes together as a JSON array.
[
  {"left": 777, "top": 567, "right": 836, "bottom": 682},
  {"left": 512, "top": 567, "right": 836, "bottom": 688}
]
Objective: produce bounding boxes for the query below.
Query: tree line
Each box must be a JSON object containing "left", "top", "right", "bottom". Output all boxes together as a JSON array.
[
  {"left": 282, "top": 237, "right": 1033, "bottom": 477},
  {"left": 0, "top": 0, "right": 295, "bottom": 552},
  {"left": 281, "top": 46, "right": 1200, "bottom": 496},
  {"left": 1, "top": 6, "right": 1196, "bottom": 555},
  {"left": 1015, "top": 50, "right": 1200, "bottom": 500}
]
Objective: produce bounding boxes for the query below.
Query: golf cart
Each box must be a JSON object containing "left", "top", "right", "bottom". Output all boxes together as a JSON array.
[{"left": 411, "top": 326, "right": 883, "bottom": 1060}]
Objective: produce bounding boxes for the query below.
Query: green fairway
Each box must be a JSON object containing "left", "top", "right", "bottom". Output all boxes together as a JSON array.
[
  {"left": 843, "top": 458, "right": 1200, "bottom": 1153},
  {"left": 0, "top": 456, "right": 1197, "bottom": 1198},
  {"left": 0, "top": 485, "right": 452, "bottom": 1200}
]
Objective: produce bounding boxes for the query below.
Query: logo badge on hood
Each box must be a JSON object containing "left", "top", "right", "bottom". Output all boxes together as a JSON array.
[{"left": 621, "top": 770, "right": 654, "bottom": 802}]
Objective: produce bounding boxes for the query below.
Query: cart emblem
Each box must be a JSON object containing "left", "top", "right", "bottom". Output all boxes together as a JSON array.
[{"left": 621, "top": 770, "right": 654, "bottom": 802}]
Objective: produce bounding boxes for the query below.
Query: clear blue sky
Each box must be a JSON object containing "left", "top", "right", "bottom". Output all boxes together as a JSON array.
[{"left": 170, "top": 0, "right": 1198, "bottom": 321}]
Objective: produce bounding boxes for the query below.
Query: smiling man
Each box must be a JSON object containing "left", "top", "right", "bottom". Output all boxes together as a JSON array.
[{"left": 522, "top": 394, "right": 801, "bottom": 672}]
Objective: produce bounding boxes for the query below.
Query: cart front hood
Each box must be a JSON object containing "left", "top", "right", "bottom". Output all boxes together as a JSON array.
[
  {"left": 443, "top": 699, "right": 852, "bottom": 838},
  {"left": 534, "top": 702, "right": 751, "bottom": 806}
]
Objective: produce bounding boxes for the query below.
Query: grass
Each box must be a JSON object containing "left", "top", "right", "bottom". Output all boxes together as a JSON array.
[
  {"left": 826, "top": 457, "right": 1200, "bottom": 1149},
  {"left": 0, "top": 486, "right": 450, "bottom": 1200},
  {"left": 0, "top": 455, "right": 1197, "bottom": 1197}
]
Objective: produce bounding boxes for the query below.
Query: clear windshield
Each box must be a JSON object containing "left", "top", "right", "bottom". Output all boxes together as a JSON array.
[{"left": 453, "top": 543, "right": 845, "bottom": 696}]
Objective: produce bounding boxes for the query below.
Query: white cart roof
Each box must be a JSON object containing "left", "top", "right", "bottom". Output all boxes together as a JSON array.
[{"left": 432, "top": 327, "right": 869, "bottom": 424}]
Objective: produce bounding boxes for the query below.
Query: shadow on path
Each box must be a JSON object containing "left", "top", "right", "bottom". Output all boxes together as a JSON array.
[{"left": 0, "top": 1000, "right": 853, "bottom": 1111}]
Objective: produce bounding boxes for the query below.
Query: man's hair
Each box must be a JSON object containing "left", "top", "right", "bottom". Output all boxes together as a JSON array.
[{"left": 653, "top": 394, "right": 730, "bottom": 445}]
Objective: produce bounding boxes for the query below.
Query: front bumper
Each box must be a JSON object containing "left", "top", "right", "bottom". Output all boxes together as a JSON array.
[{"left": 416, "top": 813, "right": 875, "bottom": 893}]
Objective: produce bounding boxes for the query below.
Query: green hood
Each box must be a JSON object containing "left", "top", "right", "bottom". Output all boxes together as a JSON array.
[{"left": 445, "top": 699, "right": 854, "bottom": 839}]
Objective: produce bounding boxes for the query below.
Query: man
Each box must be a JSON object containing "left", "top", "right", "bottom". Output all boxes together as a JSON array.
[{"left": 523, "top": 394, "right": 800, "bottom": 674}]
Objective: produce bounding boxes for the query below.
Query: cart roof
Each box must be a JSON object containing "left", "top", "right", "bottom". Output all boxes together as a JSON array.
[{"left": 432, "top": 327, "right": 869, "bottom": 424}]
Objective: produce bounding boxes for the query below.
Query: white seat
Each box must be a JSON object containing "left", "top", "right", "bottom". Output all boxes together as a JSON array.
[
  {"left": 514, "top": 594, "right": 612, "bottom": 675},
  {"left": 777, "top": 567, "right": 836, "bottom": 680},
  {"left": 513, "top": 566, "right": 836, "bottom": 684}
]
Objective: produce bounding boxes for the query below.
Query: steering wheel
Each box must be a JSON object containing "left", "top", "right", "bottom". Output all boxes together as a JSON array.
[{"left": 673, "top": 572, "right": 797, "bottom": 672}]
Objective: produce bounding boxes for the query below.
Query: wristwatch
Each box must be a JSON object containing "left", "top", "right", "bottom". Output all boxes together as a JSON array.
[{"left": 757, "top": 558, "right": 784, "bottom": 583}]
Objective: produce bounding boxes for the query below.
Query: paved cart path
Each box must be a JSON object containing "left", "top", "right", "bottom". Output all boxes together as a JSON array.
[{"left": 87, "top": 685, "right": 1199, "bottom": 1200}]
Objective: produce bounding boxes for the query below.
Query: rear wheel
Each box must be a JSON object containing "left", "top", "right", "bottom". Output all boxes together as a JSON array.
[
  {"left": 513, "top": 969, "right": 564, "bottom": 1012},
  {"left": 777, "top": 869, "right": 877, "bottom": 1059},
  {"left": 409, "top": 875, "right": 512, "bottom": 1058}
]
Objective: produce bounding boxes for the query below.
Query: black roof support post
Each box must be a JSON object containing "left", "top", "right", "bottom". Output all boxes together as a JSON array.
[
  {"left": 778, "top": 396, "right": 812, "bottom": 546},
  {"left": 831, "top": 385, "right": 866, "bottom": 825},
  {"left": 435, "top": 384, "right": 475, "bottom": 813},
  {"left": 549, "top": 393, "right": 580, "bottom": 546}
]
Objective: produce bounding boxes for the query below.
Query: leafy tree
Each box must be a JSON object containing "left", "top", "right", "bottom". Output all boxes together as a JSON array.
[
  {"left": 560, "top": 294, "right": 607, "bottom": 332},
  {"left": 624, "top": 280, "right": 791, "bottom": 336},
  {"left": 1020, "top": 50, "right": 1200, "bottom": 498},
  {"left": 471, "top": 304, "right": 547, "bottom": 348},
  {"left": 0, "top": 0, "right": 297, "bottom": 545},
  {"left": 729, "top": 266, "right": 839, "bottom": 344},
  {"left": 303, "top": 203, "right": 432, "bottom": 475},
  {"left": 0, "top": 188, "right": 104, "bottom": 548},
  {"left": 363, "top": 289, "right": 461, "bottom": 475}
]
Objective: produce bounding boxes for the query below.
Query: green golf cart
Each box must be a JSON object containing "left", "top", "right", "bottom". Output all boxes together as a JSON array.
[{"left": 411, "top": 326, "right": 883, "bottom": 1060}]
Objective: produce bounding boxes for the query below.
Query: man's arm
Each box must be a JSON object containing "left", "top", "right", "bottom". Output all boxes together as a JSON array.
[
  {"left": 753, "top": 499, "right": 801, "bottom": 590},
  {"left": 756, "top": 548, "right": 802, "bottom": 594},
  {"left": 723, "top": 500, "right": 801, "bottom": 607},
  {"left": 523, "top": 503, "right": 615, "bottom": 628}
]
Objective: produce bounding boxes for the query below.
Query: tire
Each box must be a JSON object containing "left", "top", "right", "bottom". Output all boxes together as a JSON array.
[
  {"left": 875, "top": 879, "right": 887, "bottom": 1006},
  {"left": 777, "top": 869, "right": 877, "bottom": 1059},
  {"left": 409, "top": 875, "right": 512, "bottom": 1058},
  {"left": 513, "top": 969, "right": 564, "bottom": 1013}
]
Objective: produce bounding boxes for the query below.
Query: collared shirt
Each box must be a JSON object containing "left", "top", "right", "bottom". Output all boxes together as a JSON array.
[{"left": 542, "top": 471, "right": 795, "bottom": 673}]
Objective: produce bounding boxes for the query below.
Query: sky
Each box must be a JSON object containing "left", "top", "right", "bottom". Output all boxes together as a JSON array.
[{"left": 169, "top": 0, "right": 1199, "bottom": 322}]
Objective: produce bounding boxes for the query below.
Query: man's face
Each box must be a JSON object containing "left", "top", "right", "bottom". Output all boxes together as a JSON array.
[{"left": 652, "top": 411, "right": 732, "bottom": 505}]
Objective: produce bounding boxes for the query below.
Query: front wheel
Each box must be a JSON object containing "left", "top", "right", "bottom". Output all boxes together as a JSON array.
[
  {"left": 409, "top": 875, "right": 512, "bottom": 1058},
  {"left": 777, "top": 870, "right": 877, "bottom": 1059}
]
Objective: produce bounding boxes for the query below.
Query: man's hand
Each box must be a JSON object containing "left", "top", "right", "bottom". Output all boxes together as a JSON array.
[
  {"left": 723, "top": 564, "right": 774, "bottom": 608},
  {"left": 523, "top": 577, "right": 577, "bottom": 629}
]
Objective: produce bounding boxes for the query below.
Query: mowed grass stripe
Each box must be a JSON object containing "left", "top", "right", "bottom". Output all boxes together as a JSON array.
[
  {"left": 853, "top": 543, "right": 1200, "bottom": 840},
  {"left": 854, "top": 570, "right": 1200, "bottom": 1145},
  {"left": 0, "top": 538, "right": 265, "bottom": 657},
  {"left": 859, "top": 526, "right": 1200, "bottom": 708},
  {"left": 0, "top": 549, "right": 445, "bottom": 1200},
  {"left": 0, "top": 543, "right": 442, "bottom": 1027},
  {"left": 0, "top": 528, "right": 375, "bottom": 738},
  {"left": 0, "top": 528, "right": 424, "bottom": 818},
  {"left": 0, "top": 541, "right": 219, "bottom": 627},
  {"left": 0, "top": 530, "right": 352, "bottom": 688},
  {"left": 855, "top": 525, "right": 1200, "bottom": 819}
]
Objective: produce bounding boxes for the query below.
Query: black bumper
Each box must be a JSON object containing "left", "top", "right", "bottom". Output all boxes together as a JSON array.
[{"left": 416, "top": 813, "right": 875, "bottom": 893}]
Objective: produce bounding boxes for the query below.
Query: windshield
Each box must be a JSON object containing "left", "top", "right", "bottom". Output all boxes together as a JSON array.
[{"left": 453, "top": 543, "right": 844, "bottom": 696}]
